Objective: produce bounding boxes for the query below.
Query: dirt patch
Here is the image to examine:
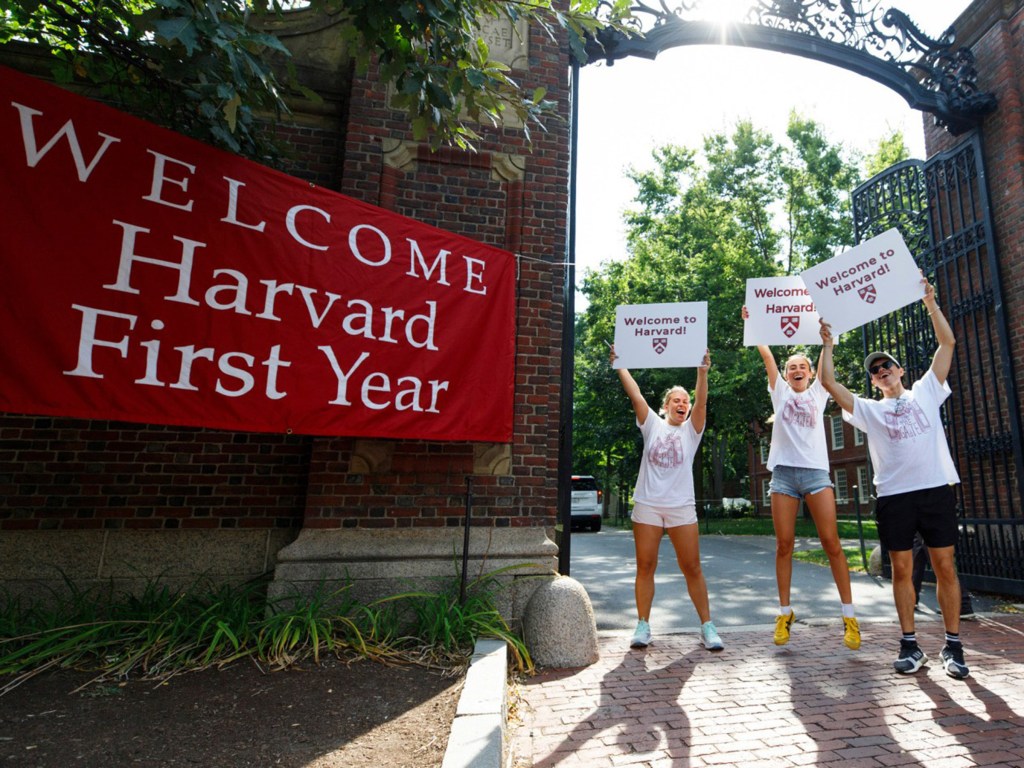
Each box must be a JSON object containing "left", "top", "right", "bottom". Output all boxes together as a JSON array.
[{"left": 0, "top": 657, "right": 464, "bottom": 767}]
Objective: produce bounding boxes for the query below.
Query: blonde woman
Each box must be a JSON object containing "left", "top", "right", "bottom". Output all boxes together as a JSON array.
[
  {"left": 611, "top": 345, "right": 723, "bottom": 651},
  {"left": 744, "top": 306, "right": 859, "bottom": 650}
]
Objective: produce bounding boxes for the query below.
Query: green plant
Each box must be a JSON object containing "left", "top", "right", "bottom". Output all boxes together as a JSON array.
[
  {"left": 0, "top": 568, "right": 534, "bottom": 696},
  {"left": 374, "top": 565, "right": 535, "bottom": 673}
]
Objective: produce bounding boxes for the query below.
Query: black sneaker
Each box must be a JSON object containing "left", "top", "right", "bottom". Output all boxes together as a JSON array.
[
  {"left": 893, "top": 643, "right": 928, "bottom": 674},
  {"left": 940, "top": 644, "right": 970, "bottom": 679}
]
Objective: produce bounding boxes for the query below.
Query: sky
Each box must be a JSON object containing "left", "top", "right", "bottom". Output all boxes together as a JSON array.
[{"left": 573, "top": 0, "right": 973, "bottom": 302}]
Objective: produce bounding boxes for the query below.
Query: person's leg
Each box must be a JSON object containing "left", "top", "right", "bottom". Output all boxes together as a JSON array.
[
  {"left": 805, "top": 487, "right": 853, "bottom": 604},
  {"left": 928, "top": 545, "right": 961, "bottom": 636},
  {"left": 771, "top": 492, "right": 800, "bottom": 608},
  {"left": 918, "top": 484, "right": 970, "bottom": 678},
  {"left": 806, "top": 486, "right": 859, "bottom": 649},
  {"left": 633, "top": 522, "right": 663, "bottom": 621},
  {"left": 665, "top": 523, "right": 710, "bottom": 624},
  {"left": 878, "top": 492, "right": 928, "bottom": 672},
  {"left": 891, "top": 546, "right": 929, "bottom": 672},
  {"left": 930, "top": 544, "right": 969, "bottom": 678},
  {"left": 889, "top": 549, "right": 917, "bottom": 635}
]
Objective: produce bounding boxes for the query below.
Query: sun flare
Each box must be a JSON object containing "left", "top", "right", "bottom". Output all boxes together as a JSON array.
[{"left": 702, "top": 0, "right": 754, "bottom": 25}]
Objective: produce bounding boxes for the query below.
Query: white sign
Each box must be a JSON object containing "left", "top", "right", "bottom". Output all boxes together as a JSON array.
[
  {"left": 800, "top": 229, "right": 923, "bottom": 336},
  {"left": 743, "top": 276, "right": 821, "bottom": 346},
  {"left": 612, "top": 302, "right": 707, "bottom": 369}
]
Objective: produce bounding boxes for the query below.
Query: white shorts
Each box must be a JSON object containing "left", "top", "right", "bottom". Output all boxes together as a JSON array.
[{"left": 631, "top": 502, "right": 698, "bottom": 528}]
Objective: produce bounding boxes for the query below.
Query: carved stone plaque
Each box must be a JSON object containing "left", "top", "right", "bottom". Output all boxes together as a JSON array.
[{"left": 477, "top": 16, "right": 529, "bottom": 70}]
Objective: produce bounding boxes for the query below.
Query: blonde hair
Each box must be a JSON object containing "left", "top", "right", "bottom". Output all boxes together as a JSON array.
[
  {"left": 659, "top": 386, "right": 691, "bottom": 417},
  {"left": 783, "top": 353, "right": 814, "bottom": 376}
]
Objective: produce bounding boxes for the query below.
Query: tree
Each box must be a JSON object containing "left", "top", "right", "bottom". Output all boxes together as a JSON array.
[
  {"left": 702, "top": 121, "right": 783, "bottom": 266},
  {"left": 781, "top": 112, "right": 860, "bottom": 273},
  {"left": 864, "top": 129, "right": 912, "bottom": 179},
  {"left": 1, "top": 0, "right": 631, "bottom": 159},
  {"left": 575, "top": 117, "right": 864, "bottom": 507}
]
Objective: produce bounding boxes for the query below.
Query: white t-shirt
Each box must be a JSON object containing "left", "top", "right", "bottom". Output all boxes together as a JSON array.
[
  {"left": 632, "top": 408, "right": 704, "bottom": 508},
  {"left": 842, "top": 370, "right": 960, "bottom": 497},
  {"left": 767, "top": 377, "right": 830, "bottom": 472}
]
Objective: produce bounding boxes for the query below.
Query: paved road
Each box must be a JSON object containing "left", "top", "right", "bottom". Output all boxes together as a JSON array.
[{"left": 567, "top": 528, "right": 1006, "bottom": 638}]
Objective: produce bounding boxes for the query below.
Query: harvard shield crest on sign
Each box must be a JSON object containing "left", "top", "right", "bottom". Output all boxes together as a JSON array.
[
  {"left": 780, "top": 315, "right": 800, "bottom": 338},
  {"left": 858, "top": 284, "right": 878, "bottom": 304},
  {"left": 652, "top": 338, "right": 668, "bottom": 354}
]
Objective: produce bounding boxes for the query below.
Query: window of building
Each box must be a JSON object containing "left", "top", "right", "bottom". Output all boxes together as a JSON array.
[
  {"left": 853, "top": 425, "right": 865, "bottom": 446},
  {"left": 834, "top": 468, "right": 848, "bottom": 503},
  {"left": 831, "top": 415, "right": 845, "bottom": 450},
  {"left": 857, "top": 466, "right": 870, "bottom": 502},
  {"left": 762, "top": 479, "right": 771, "bottom": 503},
  {"left": 759, "top": 438, "right": 769, "bottom": 464}
]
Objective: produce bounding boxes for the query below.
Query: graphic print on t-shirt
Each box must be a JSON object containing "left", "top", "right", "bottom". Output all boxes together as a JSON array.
[
  {"left": 648, "top": 432, "right": 685, "bottom": 468},
  {"left": 884, "top": 398, "right": 931, "bottom": 441},
  {"left": 782, "top": 394, "right": 816, "bottom": 429}
]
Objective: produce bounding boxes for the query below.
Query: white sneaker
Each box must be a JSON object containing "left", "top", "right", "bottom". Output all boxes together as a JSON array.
[
  {"left": 701, "top": 621, "right": 724, "bottom": 651},
  {"left": 629, "top": 619, "right": 652, "bottom": 648}
]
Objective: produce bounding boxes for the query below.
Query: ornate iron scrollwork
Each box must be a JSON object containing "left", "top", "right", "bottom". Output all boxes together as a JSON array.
[{"left": 586, "top": 0, "right": 997, "bottom": 135}]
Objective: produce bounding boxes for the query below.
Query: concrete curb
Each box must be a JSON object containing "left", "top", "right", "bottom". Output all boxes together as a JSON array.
[{"left": 441, "top": 638, "right": 507, "bottom": 768}]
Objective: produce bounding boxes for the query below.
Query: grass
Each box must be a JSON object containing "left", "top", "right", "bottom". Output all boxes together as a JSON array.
[
  {"left": 0, "top": 569, "right": 533, "bottom": 696},
  {"left": 792, "top": 546, "right": 872, "bottom": 573},
  {"left": 610, "top": 514, "right": 879, "bottom": 574},
  {"left": 611, "top": 513, "right": 878, "bottom": 541},
  {"left": 705, "top": 516, "right": 877, "bottom": 575},
  {"left": 700, "top": 515, "right": 878, "bottom": 540}
]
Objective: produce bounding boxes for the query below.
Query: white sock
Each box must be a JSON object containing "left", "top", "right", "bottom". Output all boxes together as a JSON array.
[
  {"left": 779, "top": 605, "right": 793, "bottom": 615},
  {"left": 842, "top": 603, "right": 855, "bottom": 618}
]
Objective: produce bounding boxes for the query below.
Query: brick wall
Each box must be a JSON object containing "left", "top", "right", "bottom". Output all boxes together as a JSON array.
[{"left": 0, "top": 416, "right": 308, "bottom": 531}]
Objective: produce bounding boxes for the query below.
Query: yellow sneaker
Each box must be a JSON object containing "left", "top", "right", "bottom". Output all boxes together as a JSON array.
[
  {"left": 774, "top": 612, "right": 795, "bottom": 645},
  {"left": 843, "top": 616, "right": 861, "bottom": 650}
]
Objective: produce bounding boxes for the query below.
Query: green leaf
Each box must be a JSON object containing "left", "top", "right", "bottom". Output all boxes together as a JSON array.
[
  {"left": 223, "top": 92, "right": 241, "bottom": 132},
  {"left": 151, "top": 17, "right": 200, "bottom": 55}
]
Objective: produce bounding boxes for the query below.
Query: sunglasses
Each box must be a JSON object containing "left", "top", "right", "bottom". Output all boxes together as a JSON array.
[{"left": 869, "top": 360, "right": 897, "bottom": 376}]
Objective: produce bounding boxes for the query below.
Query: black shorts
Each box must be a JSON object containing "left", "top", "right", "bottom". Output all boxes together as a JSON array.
[{"left": 875, "top": 484, "right": 959, "bottom": 552}]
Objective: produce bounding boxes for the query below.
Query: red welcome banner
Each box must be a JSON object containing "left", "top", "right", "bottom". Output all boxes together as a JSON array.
[{"left": 0, "top": 67, "right": 515, "bottom": 442}]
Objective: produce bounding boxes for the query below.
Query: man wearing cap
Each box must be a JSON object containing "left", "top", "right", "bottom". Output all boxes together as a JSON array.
[{"left": 817, "top": 279, "right": 970, "bottom": 680}]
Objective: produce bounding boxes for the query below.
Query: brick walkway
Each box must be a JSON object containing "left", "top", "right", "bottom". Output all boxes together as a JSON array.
[{"left": 508, "top": 614, "right": 1024, "bottom": 767}]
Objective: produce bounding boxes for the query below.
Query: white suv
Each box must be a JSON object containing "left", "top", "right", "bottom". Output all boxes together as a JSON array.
[{"left": 571, "top": 475, "right": 603, "bottom": 532}]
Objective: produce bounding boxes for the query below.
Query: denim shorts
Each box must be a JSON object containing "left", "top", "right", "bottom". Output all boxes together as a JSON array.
[
  {"left": 769, "top": 465, "right": 833, "bottom": 500},
  {"left": 631, "top": 502, "right": 698, "bottom": 528}
]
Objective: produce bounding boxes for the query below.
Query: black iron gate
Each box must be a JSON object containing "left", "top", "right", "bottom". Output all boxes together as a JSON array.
[{"left": 852, "top": 134, "right": 1024, "bottom": 597}]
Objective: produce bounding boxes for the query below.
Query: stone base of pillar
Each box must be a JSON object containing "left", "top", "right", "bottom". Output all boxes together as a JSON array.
[
  {"left": 267, "top": 527, "right": 558, "bottom": 627},
  {"left": 523, "top": 575, "right": 599, "bottom": 668}
]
